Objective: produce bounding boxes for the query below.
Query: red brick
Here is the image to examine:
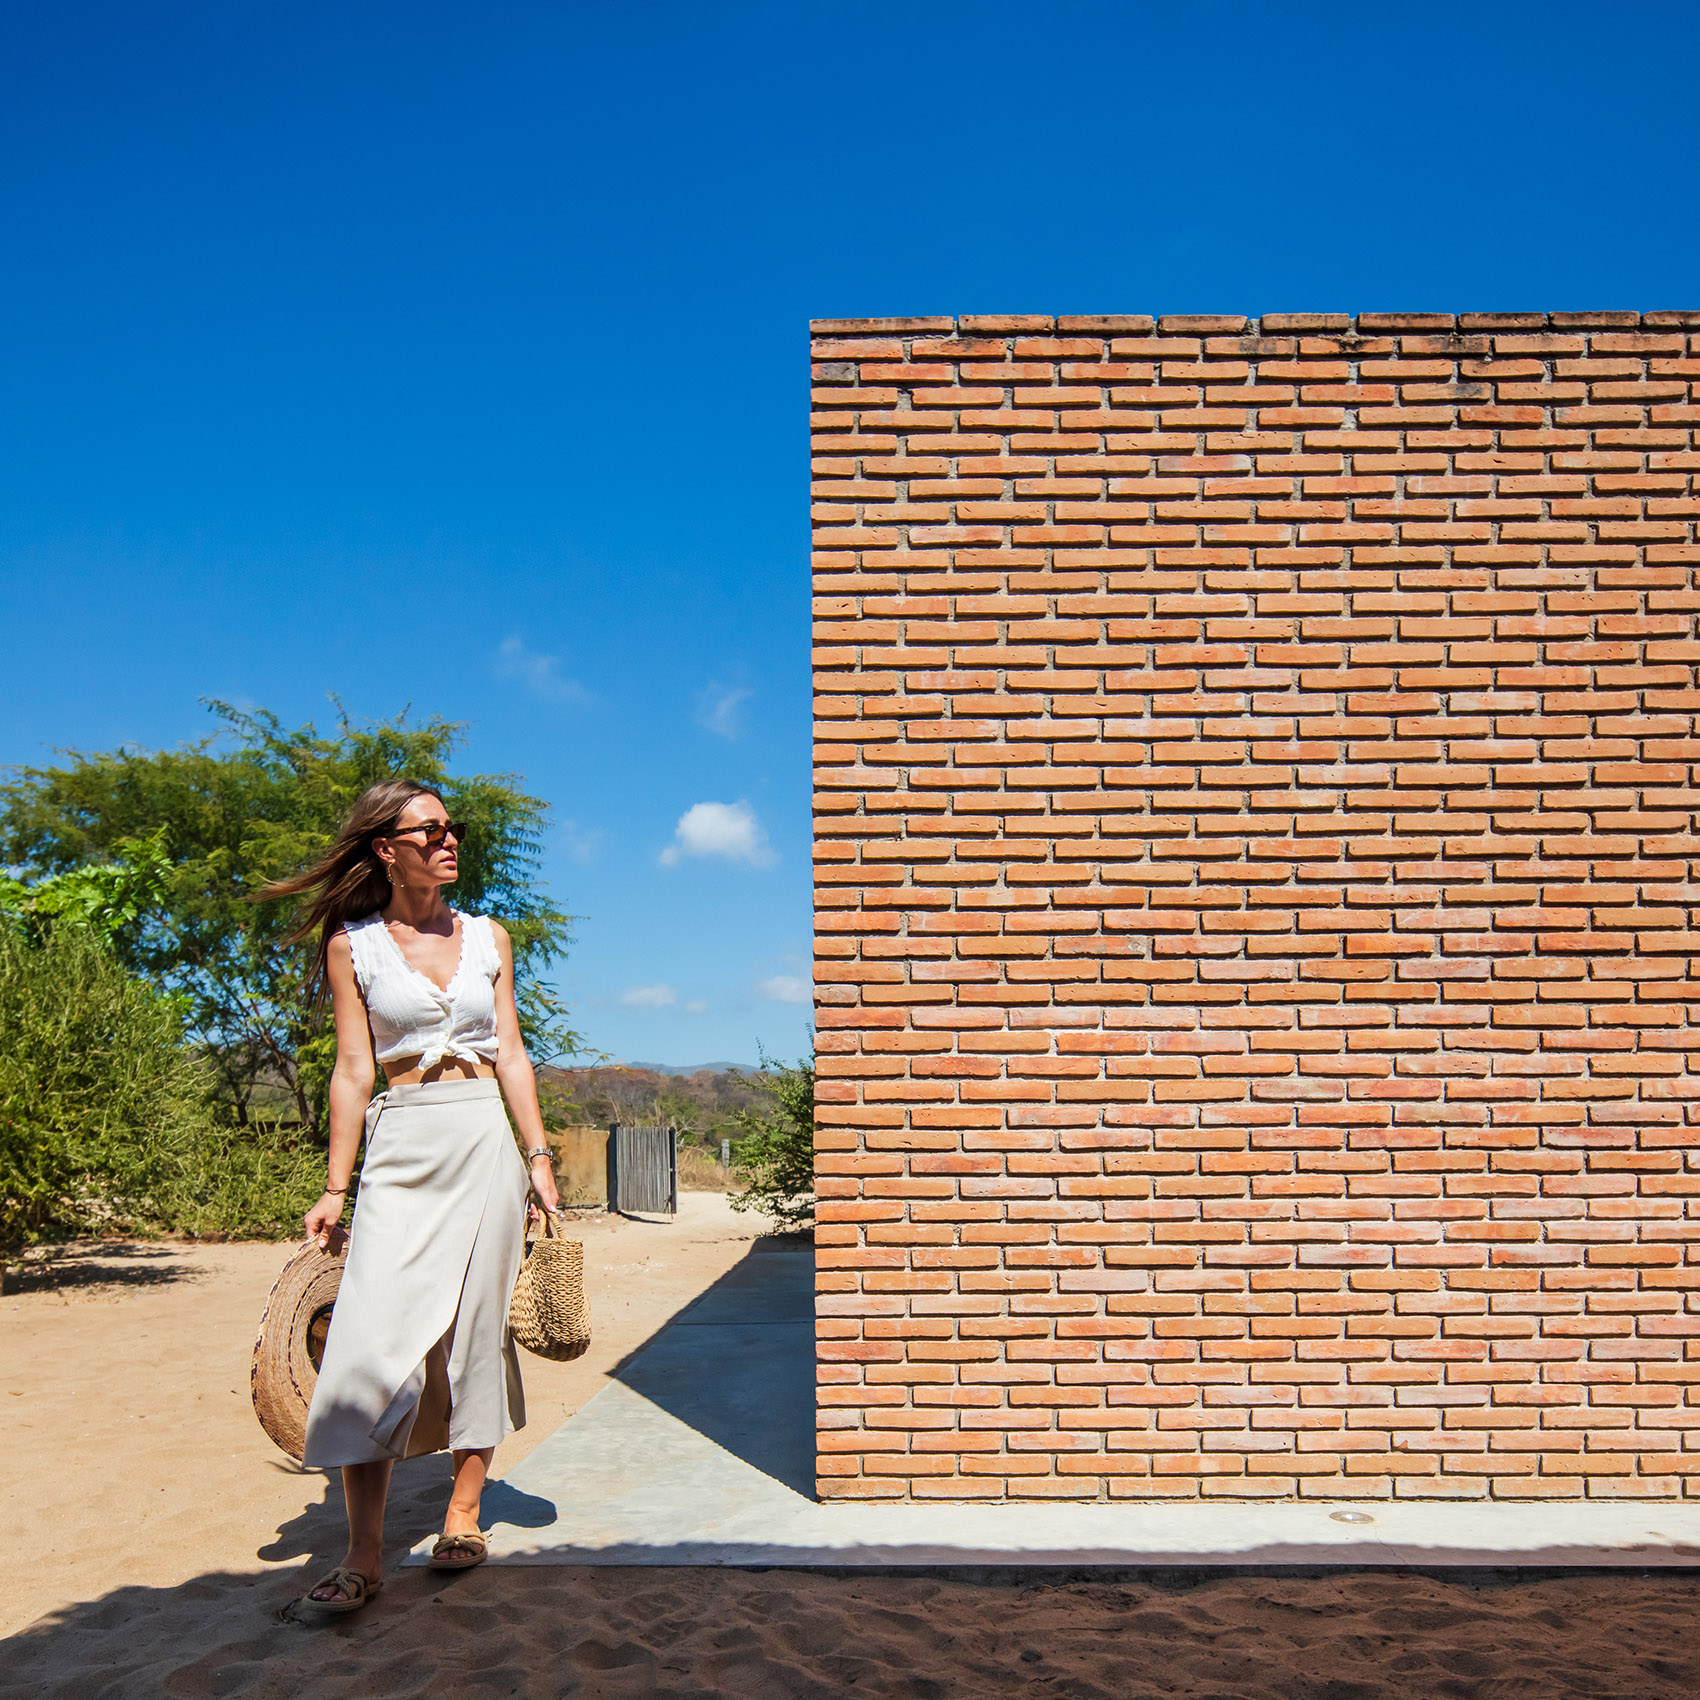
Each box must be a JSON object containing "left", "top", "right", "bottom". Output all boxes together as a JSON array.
[{"left": 811, "top": 307, "right": 1700, "bottom": 1502}]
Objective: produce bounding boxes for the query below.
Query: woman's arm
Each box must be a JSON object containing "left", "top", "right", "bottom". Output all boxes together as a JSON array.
[
  {"left": 304, "top": 932, "right": 377, "bottom": 1248},
  {"left": 489, "top": 920, "right": 561, "bottom": 1214}
]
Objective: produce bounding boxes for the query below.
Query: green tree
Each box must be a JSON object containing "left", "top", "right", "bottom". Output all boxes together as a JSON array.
[
  {"left": 0, "top": 827, "right": 172, "bottom": 946},
  {"left": 728, "top": 1046, "right": 816, "bottom": 1232},
  {"left": 0, "top": 702, "right": 578, "bottom": 1137}
]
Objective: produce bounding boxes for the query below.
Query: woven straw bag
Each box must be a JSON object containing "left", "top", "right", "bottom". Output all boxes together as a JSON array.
[{"left": 509, "top": 1207, "right": 592, "bottom": 1361}]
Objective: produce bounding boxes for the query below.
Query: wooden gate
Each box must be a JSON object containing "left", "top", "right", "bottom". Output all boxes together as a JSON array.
[{"left": 606, "top": 1123, "right": 678, "bottom": 1217}]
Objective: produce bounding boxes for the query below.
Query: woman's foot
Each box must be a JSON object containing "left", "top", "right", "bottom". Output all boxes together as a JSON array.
[
  {"left": 308, "top": 1545, "right": 382, "bottom": 1605},
  {"left": 433, "top": 1446, "right": 492, "bottom": 1568},
  {"left": 428, "top": 1528, "right": 488, "bottom": 1570}
]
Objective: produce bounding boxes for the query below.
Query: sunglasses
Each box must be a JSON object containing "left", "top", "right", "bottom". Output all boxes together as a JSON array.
[{"left": 386, "top": 820, "right": 467, "bottom": 849}]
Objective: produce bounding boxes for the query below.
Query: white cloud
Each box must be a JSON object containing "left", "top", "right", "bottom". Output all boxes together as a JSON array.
[
  {"left": 684, "top": 1000, "right": 709, "bottom": 1015},
  {"left": 556, "top": 817, "right": 603, "bottom": 863},
  {"left": 620, "top": 984, "right": 676, "bottom": 1008},
  {"left": 760, "top": 975, "right": 811, "bottom": 1005},
  {"left": 658, "top": 800, "right": 776, "bottom": 869},
  {"left": 495, "top": 636, "right": 587, "bottom": 703},
  {"left": 696, "top": 682, "right": 752, "bottom": 739}
]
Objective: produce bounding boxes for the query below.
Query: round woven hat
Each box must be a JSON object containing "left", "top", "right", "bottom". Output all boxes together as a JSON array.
[{"left": 251, "top": 1239, "right": 346, "bottom": 1462}]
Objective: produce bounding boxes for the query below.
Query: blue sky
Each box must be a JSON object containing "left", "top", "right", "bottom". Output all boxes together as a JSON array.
[{"left": 2, "top": 1, "right": 1696, "bottom": 1067}]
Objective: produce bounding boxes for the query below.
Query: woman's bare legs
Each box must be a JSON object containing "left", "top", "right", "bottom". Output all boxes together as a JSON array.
[
  {"left": 309, "top": 1458, "right": 392, "bottom": 1601},
  {"left": 445, "top": 1446, "right": 494, "bottom": 1536},
  {"left": 304, "top": 1446, "right": 490, "bottom": 1599}
]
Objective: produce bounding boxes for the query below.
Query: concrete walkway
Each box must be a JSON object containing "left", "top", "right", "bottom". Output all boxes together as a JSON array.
[{"left": 407, "top": 1243, "right": 1700, "bottom": 1569}]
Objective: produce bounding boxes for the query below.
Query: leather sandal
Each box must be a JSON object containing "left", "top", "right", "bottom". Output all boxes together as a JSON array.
[
  {"left": 428, "top": 1530, "right": 489, "bottom": 1570},
  {"left": 299, "top": 1565, "right": 382, "bottom": 1616}
]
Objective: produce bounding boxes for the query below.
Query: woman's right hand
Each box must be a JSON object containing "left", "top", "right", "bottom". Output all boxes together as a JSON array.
[{"left": 304, "top": 1193, "right": 346, "bottom": 1252}]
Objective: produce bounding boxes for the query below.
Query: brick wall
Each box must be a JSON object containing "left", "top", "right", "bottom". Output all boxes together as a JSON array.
[{"left": 811, "top": 311, "right": 1700, "bottom": 1501}]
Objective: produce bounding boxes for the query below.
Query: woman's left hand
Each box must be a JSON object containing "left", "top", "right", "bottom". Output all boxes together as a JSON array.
[{"left": 528, "top": 1154, "right": 561, "bottom": 1217}]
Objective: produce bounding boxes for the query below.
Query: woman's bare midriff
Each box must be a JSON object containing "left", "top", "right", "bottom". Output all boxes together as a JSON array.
[{"left": 381, "top": 1055, "right": 499, "bottom": 1088}]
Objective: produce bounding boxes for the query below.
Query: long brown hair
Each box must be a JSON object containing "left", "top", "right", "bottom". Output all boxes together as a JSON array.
[{"left": 261, "top": 778, "right": 445, "bottom": 998}]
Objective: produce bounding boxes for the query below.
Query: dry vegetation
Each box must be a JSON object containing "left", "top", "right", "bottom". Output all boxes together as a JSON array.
[
  {"left": 538, "top": 1064, "right": 774, "bottom": 1194},
  {"left": 540, "top": 1065, "right": 763, "bottom": 1143}
]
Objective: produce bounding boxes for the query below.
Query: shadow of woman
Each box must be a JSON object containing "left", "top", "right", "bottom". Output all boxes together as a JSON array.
[
  {"left": 255, "top": 1455, "right": 557, "bottom": 1573},
  {"left": 2, "top": 1461, "right": 563, "bottom": 1696}
]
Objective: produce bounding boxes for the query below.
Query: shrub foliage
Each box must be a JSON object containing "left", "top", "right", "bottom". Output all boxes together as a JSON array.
[
  {"left": 0, "top": 918, "right": 328, "bottom": 1252},
  {"left": 727, "top": 1048, "right": 816, "bottom": 1232},
  {"left": 0, "top": 918, "right": 206, "bottom": 1247}
]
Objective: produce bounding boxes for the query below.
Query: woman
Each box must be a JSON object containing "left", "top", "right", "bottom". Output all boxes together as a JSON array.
[{"left": 266, "top": 778, "right": 561, "bottom": 1616}]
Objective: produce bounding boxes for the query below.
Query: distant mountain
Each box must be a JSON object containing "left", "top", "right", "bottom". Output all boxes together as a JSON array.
[{"left": 627, "top": 1060, "right": 759, "bottom": 1077}]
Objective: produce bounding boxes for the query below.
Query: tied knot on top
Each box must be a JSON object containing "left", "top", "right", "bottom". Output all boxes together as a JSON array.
[{"left": 417, "top": 1036, "right": 492, "bottom": 1073}]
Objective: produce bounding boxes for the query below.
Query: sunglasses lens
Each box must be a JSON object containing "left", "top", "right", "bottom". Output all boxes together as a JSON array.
[{"left": 387, "top": 819, "right": 465, "bottom": 845}]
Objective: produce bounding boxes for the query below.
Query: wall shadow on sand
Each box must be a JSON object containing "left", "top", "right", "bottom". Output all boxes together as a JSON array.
[{"left": 10, "top": 1551, "right": 1700, "bottom": 1700}]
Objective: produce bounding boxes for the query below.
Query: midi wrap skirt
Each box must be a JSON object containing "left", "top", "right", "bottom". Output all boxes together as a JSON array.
[{"left": 303, "top": 1078, "right": 528, "bottom": 1468}]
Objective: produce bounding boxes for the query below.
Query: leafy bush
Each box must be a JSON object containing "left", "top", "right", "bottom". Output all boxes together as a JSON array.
[
  {"left": 0, "top": 918, "right": 213, "bottom": 1248},
  {"left": 728, "top": 1049, "right": 815, "bottom": 1232},
  {"left": 154, "top": 1120, "right": 329, "bottom": 1242},
  {"left": 0, "top": 917, "right": 328, "bottom": 1252}
]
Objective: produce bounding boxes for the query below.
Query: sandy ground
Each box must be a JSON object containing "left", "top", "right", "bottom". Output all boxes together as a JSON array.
[
  {"left": 1, "top": 1194, "right": 758, "bottom": 1640},
  {"left": 6, "top": 1196, "right": 1700, "bottom": 1698}
]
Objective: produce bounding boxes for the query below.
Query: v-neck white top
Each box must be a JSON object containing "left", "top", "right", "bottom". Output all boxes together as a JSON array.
[{"left": 343, "top": 908, "right": 502, "bottom": 1070}]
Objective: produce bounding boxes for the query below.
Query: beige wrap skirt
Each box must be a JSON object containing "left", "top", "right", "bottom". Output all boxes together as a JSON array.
[{"left": 303, "top": 1078, "right": 528, "bottom": 1468}]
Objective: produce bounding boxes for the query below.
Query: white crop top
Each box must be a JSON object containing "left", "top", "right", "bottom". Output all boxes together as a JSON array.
[{"left": 343, "top": 909, "right": 501, "bottom": 1071}]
